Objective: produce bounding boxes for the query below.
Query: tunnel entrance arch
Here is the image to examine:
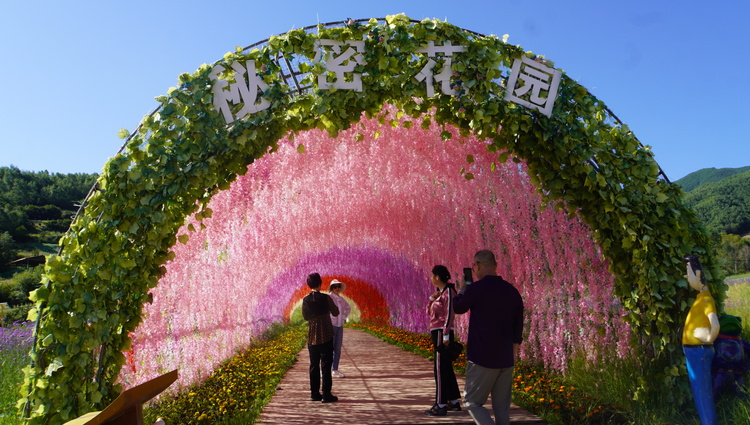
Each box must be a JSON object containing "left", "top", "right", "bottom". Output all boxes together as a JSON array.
[{"left": 23, "top": 15, "right": 718, "bottom": 424}]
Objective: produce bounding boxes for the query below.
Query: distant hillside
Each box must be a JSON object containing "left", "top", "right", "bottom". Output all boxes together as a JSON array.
[
  {"left": 676, "top": 166, "right": 750, "bottom": 192},
  {"left": 0, "top": 165, "right": 97, "bottom": 252},
  {"left": 681, "top": 169, "right": 750, "bottom": 235}
]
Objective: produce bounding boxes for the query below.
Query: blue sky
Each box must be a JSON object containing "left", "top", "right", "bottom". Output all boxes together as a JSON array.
[{"left": 1, "top": 1, "right": 747, "bottom": 181}]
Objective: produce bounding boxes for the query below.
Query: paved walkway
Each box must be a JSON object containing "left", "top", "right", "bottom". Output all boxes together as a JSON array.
[{"left": 258, "top": 329, "right": 545, "bottom": 425}]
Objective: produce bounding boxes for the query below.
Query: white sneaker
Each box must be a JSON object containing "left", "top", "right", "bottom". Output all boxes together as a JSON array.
[{"left": 332, "top": 370, "right": 345, "bottom": 378}]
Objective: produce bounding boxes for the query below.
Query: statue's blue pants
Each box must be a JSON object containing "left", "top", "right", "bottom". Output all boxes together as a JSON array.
[{"left": 683, "top": 345, "right": 717, "bottom": 425}]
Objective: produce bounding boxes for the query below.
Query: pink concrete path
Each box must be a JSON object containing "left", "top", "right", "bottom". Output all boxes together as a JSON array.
[{"left": 258, "top": 329, "right": 545, "bottom": 424}]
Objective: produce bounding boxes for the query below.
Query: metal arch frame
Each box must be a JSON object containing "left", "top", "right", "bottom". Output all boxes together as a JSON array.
[
  {"left": 25, "top": 19, "right": 672, "bottom": 418},
  {"left": 56, "top": 15, "right": 673, "bottom": 315}
]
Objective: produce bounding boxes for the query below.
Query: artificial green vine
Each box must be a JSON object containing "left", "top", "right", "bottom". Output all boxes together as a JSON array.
[{"left": 20, "top": 14, "right": 722, "bottom": 423}]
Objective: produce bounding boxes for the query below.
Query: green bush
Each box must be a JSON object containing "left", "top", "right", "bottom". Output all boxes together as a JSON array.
[
  {"left": 0, "top": 266, "right": 42, "bottom": 308},
  {"left": 2, "top": 303, "right": 33, "bottom": 324},
  {"left": 565, "top": 350, "right": 694, "bottom": 423},
  {"left": 0, "top": 231, "right": 17, "bottom": 268},
  {"left": 0, "top": 281, "right": 15, "bottom": 304},
  {"left": 12, "top": 226, "right": 31, "bottom": 243},
  {"left": 13, "top": 266, "right": 43, "bottom": 294},
  {"left": 23, "top": 205, "right": 62, "bottom": 220},
  {"left": 36, "top": 219, "right": 71, "bottom": 232},
  {"left": 0, "top": 281, "right": 28, "bottom": 306},
  {"left": 31, "top": 230, "right": 64, "bottom": 245}
]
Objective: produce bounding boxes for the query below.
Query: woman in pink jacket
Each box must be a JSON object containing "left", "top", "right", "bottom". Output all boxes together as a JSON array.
[{"left": 424, "top": 265, "right": 461, "bottom": 416}]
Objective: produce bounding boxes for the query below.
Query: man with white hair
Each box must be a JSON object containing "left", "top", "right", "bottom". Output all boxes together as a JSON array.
[{"left": 454, "top": 249, "right": 524, "bottom": 425}]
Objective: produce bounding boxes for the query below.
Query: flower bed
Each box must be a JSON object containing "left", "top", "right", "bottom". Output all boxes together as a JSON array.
[
  {"left": 143, "top": 324, "right": 306, "bottom": 424},
  {"left": 0, "top": 321, "right": 34, "bottom": 424}
]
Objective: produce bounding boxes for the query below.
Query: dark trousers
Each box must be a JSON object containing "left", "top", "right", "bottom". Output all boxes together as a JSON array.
[
  {"left": 308, "top": 339, "right": 334, "bottom": 396},
  {"left": 431, "top": 329, "right": 461, "bottom": 404}
]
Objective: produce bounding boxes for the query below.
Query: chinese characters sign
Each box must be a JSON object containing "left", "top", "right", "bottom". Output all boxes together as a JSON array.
[
  {"left": 414, "top": 40, "right": 466, "bottom": 97},
  {"left": 210, "top": 38, "right": 562, "bottom": 123},
  {"left": 504, "top": 57, "right": 562, "bottom": 118},
  {"left": 313, "top": 39, "right": 366, "bottom": 91},
  {"left": 210, "top": 60, "right": 270, "bottom": 124}
]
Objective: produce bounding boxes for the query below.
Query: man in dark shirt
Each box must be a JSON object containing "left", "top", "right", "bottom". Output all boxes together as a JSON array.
[
  {"left": 302, "top": 273, "right": 340, "bottom": 403},
  {"left": 454, "top": 250, "right": 524, "bottom": 425}
]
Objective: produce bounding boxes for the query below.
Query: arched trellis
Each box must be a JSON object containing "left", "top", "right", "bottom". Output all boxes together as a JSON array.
[
  {"left": 121, "top": 112, "right": 630, "bottom": 391},
  {"left": 21, "top": 14, "right": 723, "bottom": 424}
]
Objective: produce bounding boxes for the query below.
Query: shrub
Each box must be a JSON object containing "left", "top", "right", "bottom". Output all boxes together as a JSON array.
[
  {"left": 23, "top": 205, "right": 62, "bottom": 220},
  {"left": 0, "top": 232, "right": 17, "bottom": 268},
  {"left": 2, "top": 304, "right": 33, "bottom": 325},
  {"left": 13, "top": 266, "right": 43, "bottom": 294},
  {"left": 0, "top": 281, "right": 26, "bottom": 306},
  {"left": 27, "top": 230, "right": 64, "bottom": 245},
  {"left": 36, "top": 219, "right": 71, "bottom": 232}
]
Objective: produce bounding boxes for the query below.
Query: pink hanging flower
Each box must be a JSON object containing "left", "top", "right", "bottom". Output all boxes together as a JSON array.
[{"left": 124, "top": 105, "right": 630, "bottom": 392}]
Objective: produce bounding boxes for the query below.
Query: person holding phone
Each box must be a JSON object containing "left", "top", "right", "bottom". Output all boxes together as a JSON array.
[
  {"left": 454, "top": 250, "right": 524, "bottom": 425},
  {"left": 424, "top": 265, "right": 462, "bottom": 416}
]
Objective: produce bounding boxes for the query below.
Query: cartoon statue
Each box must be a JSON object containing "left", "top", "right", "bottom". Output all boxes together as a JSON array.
[
  {"left": 712, "top": 314, "right": 750, "bottom": 399},
  {"left": 682, "top": 254, "right": 719, "bottom": 425}
]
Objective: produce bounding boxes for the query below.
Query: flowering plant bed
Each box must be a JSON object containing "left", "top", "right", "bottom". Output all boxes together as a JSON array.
[
  {"left": 142, "top": 324, "right": 305, "bottom": 425},
  {"left": 350, "top": 322, "right": 625, "bottom": 424},
  {"left": 0, "top": 321, "right": 34, "bottom": 425}
]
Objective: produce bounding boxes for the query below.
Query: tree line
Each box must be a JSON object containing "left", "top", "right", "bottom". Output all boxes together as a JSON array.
[
  {"left": 0, "top": 166, "right": 98, "bottom": 265},
  {"left": 676, "top": 167, "right": 750, "bottom": 276},
  {"left": 1, "top": 166, "right": 98, "bottom": 322}
]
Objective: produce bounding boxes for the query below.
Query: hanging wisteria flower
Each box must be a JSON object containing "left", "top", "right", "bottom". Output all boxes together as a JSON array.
[{"left": 122, "top": 106, "right": 631, "bottom": 392}]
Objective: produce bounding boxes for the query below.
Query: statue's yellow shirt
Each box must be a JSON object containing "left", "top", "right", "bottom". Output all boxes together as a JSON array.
[{"left": 682, "top": 290, "right": 716, "bottom": 345}]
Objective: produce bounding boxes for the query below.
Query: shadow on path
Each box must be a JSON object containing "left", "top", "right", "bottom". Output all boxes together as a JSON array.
[{"left": 258, "top": 329, "right": 544, "bottom": 424}]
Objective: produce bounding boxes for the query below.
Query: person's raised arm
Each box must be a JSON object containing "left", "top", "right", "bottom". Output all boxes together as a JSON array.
[{"left": 452, "top": 283, "right": 471, "bottom": 315}]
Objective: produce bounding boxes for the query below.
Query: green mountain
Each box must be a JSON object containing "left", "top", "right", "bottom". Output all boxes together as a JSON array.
[
  {"left": 675, "top": 166, "right": 750, "bottom": 192},
  {"left": 0, "top": 166, "right": 98, "bottom": 259},
  {"left": 680, "top": 169, "right": 750, "bottom": 235}
]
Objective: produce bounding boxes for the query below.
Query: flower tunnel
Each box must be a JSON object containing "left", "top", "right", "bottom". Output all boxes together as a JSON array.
[
  {"left": 117, "top": 111, "right": 633, "bottom": 391},
  {"left": 21, "top": 15, "right": 721, "bottom": 424}
]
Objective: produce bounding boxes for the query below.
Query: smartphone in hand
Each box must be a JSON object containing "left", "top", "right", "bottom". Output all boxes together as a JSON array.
[{"left": 463, "top": 267, "right": 473, "bottom": 285}]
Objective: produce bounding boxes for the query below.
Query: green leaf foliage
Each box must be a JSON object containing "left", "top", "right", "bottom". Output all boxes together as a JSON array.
[{"left": 20, "top": 15, "right": 721, "bottom": 424}]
